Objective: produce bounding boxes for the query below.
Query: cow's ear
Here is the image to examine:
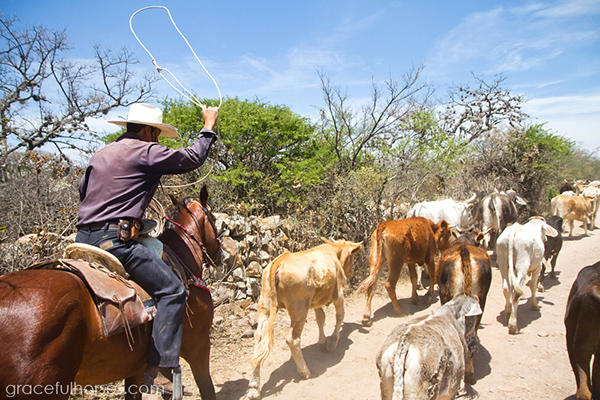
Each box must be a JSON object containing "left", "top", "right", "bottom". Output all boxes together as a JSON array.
[
  {"left": 351, "top": 242, "right": 363, "bottom": 254},
  {"left": 475, "top": 232, "right": 486, "bottom": 243},
  {"left": 544, "top": 224, "right": 559, "bottom": 237},
  {"left": 322, "top": 237, "right": 333, "bottom": 244}
]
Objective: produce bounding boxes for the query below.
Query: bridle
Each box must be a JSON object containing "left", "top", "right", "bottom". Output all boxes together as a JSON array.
[
  {"left": 163, "top": 199, "right": 221, "bottom": 292},
  {"left": 164, "top": 216, "right": 220, "bottom": 271}
]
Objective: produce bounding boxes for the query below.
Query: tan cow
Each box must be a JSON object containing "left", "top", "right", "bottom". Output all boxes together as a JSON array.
[
  {"left": 358, "top": 217, "right": 452, "bottom": 326},
  {"left": 244, "top": 238, "right": 362, "bottom": 400},
  {"left": 551, "top": 194, "right": 596, "bottom": 236},
  {"left": 580, "top": 186, "right": 600, "bottom": 230}
]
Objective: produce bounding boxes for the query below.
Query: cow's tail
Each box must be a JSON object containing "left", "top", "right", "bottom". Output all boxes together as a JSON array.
[
  {"left": 507, "top": 231, "right": 524, "bottom": 298},
  {"left": 550, "top": 197, "right": 557, "bottom": 216},
  {"left": 358, "top": 227, "right": 384, "bottom": 294},
  {"left": 491, "top": 197, "right": 502, "bottom": 232},
  {"left": 250, "top": 259, "right": 280, "bottom": 371},
  {"left": 460, "top": 245, "right": 473, "bottom": 294},
  {"left": 392, "top": 333, "right": 410, "bottom": 399}
]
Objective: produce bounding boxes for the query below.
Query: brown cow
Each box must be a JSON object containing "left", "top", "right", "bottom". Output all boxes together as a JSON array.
[
  {"left": 244, "top": 238, "right": 362, "bottom": 400},
  {"left": 565, "top": 261, "right": 600, "bottom": 400},
  {"left": 437, "top": 227, "right": 492, "bottom": 383},
  {"left": 358, "top": 217, "right": 452, "bottom": 326},
  {"left": 437, "top": 227, "right": 492, "bottom": 329},
  {"left": 551, "top": 194, "right": 596, "bottom": 237}
]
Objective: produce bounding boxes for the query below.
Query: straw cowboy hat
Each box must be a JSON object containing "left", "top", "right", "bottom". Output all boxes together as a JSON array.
[{"left": 108, "top": 103, "right": 178, "bottom": 138}]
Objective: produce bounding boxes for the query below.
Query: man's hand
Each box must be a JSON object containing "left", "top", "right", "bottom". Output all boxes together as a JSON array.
[{"left": 203, "top": 107, "right": 219, "bottom": 132}]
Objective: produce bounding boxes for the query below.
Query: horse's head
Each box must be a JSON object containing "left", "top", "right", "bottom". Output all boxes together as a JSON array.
[{"left": 166, "top": 186, "right": 223, "bottom": 271}]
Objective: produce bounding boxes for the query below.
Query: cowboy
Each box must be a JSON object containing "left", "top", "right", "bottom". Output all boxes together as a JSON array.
[{"left": 75, "top": 103, "right": 218, "bottom": 394}]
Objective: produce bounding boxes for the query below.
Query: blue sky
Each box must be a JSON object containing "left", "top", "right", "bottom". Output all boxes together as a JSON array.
[{"left": 3, "top": 0, "right": 600, "bottom": 154}]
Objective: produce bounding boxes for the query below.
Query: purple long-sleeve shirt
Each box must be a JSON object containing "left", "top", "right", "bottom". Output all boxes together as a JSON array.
[{"left": 77, "top": 129, "right": 217, "bottom": 227}]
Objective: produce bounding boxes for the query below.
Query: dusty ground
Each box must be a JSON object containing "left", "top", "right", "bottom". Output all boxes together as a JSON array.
[
  {"left": 201, "top": 221, "right": 600, "bottom": 400},
  {"left": 78, "top": 221, "right": 598, "bottom": 400}
]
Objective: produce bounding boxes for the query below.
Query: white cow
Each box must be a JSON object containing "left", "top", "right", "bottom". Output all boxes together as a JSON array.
[
  {"left": 496, "top": 217, "right": 559, "bottom": 334},
  {"left": 407, "top": 198, "right": 470, "bottom": 229},
  {"left": 376, "top": 294, "right": 482, "bottom": 400}
]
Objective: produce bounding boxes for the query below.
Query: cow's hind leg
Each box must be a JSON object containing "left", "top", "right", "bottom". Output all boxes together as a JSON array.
[
  {"left": 592, "top": 347, "right": 600, "bottom": 400},
  {"left": 315, "top": 307, "right": 327, "bottom": 346},
  {"left": 386, "top": 259, "right": 405, "bottom": 313},
  {"left": 570, "top": 349, "right": 593, "bottom": 400},
  {"left": 407, "top": 263, "right": 419, "bottom": 305},
  {"left": 550, "top": 255, "right": 558, "bottom": 279},
  {"left": 529, "top": 266, "right": 541, "bottom": 311},
  {"left": 501, "top": 277, "right": 516, "bottom": 333},
  {"left": 286, "top": 306, "right": 312, "bottom": 379},
  {"left": 323, "top": 295, "right": 344, "bottom": 352}
]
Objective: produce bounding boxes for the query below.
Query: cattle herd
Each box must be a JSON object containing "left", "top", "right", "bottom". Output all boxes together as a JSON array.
[{"left": 243, "top": 180, "right": 600, "bottom": 400}]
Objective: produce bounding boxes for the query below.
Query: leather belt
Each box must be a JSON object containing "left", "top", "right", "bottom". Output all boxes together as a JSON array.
[{"left": 78, "top": 220, "right": 120, "bottom": 231}]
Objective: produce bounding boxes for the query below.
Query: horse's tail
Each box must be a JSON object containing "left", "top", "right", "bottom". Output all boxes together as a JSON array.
[
  {"left": 250, "top": 258, "right": 281, "bottom": 371},
  {"left": 460, "top": 245, "right": 473, "bottom": 294},
  {"left": 358, "top": 227, "right": 384, "bottom": 294}
]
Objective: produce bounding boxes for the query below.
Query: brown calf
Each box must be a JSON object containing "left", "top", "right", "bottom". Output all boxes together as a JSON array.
[{"left": 358, "top": 217, "right": 452, "bottom": 326}]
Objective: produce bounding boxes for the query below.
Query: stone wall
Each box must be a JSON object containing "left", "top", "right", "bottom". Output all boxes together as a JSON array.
[{"left": 207, "top": 213, "right": 319, "bottom": 306}]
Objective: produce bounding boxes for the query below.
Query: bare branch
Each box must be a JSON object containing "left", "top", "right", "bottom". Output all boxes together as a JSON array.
[{"left": 0, "top": 15, "right": 158, "bottom": 171}]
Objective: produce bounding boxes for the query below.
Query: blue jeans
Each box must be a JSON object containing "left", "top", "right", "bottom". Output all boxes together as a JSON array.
[{"left": 76, "top": 226, "right": 186, "bottom": 368}]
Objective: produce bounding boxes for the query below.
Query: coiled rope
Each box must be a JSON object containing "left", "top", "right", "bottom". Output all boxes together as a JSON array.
[{"left": 130, "top": 6, "right": 222, "bottom": 188}]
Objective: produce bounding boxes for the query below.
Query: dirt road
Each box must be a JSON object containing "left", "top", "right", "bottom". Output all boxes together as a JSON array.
[{"left": 199, "top": 221, "right": 600, "bottom": 400}]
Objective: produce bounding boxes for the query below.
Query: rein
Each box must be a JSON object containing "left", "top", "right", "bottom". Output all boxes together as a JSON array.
[{"left": 165, "top": 216, "right": 220, "bottom": 271}]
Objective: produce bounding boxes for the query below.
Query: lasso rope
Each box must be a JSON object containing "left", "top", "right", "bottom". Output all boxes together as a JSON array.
[
  {"left": 129, "top": 5, "right": 222, "bottom": 109},
  {"left": 129, "top": 5, "right": 222, "bottom": 188}
]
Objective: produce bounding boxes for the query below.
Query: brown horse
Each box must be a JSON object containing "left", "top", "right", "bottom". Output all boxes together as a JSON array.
[{"left": 0, "top": 186, "right": 221, "bottom": 400}]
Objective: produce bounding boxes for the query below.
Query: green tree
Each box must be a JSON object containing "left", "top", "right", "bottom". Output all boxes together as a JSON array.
[
  {"left": 470, "top": 124, "right": 575, "bottom": 217},
  {"left": 159, "top": 97, "right": 323, "bottom": 214}
]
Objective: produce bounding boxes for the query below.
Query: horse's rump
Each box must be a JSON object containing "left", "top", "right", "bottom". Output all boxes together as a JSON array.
[{"left": 28, "top": 258, "right": 154, "bottom": 342}]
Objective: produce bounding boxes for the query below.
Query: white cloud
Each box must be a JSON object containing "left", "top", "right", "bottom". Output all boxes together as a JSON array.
[
  {"left": 427, "top": 1, "right": 599, "bottom": 79},
  {"left": 528, "top": 0, "right": 600, "bottom": 18},
  {"left": 524, "top": 92, "right": 600, "bottom": 153}
]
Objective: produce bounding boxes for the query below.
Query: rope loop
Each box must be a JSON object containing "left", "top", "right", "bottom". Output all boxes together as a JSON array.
[
  {"left": 129, "top": 6, "right": 223, "bottom": 110},
  {"left": 129, "top": 5, "right": 223, "bottom": 188}
]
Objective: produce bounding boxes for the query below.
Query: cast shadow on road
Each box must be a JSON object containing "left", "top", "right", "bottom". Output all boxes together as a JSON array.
[
  {"left": 539, "top": 270, "right": 562, "bottom": 292},
  {"left": 257, "top": 320, "right": 368, "bottom": 398},
  {"left": 495, "top": 297, "right": 545, "bottom": 331},
  {"left": 367, "top": 292, "right": 440, "bottom": 326},
  {"left": 563, "top": 233, "right": 590, "bottom": 242}
]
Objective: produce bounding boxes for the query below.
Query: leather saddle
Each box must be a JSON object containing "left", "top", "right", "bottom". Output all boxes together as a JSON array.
[{"left": 29, "top": 241, "right": 160, "bottom": 348}]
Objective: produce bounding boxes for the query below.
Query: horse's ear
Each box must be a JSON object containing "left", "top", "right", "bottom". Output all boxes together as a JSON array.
[
  {"left": 168, "top": 193, "right": 180, "bottom": 206},
  {"left": 200, "top": 185, "right": 209, "bottom": 208}
]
